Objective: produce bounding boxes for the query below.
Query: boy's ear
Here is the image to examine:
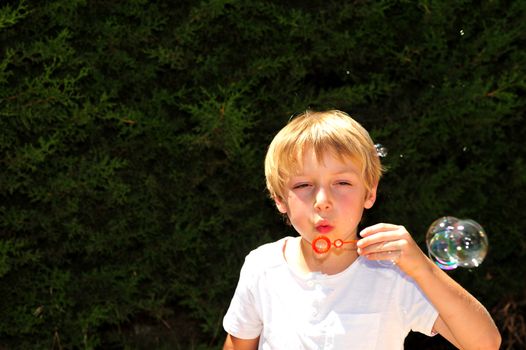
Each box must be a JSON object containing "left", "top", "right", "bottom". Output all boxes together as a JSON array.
[
  {"left": 274, "top": 196, "right": 288, "bottom": 214},
  {"left": 364, "top": 183, "right": 378, "bottom": 209}
]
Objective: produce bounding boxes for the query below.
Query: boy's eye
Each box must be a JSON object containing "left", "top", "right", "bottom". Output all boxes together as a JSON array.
[
  {"left": 292, "top": 183, "right": 310, "bottom": 189},
  {"left": 337, "top": 181, "right": 352, "bottom": 186}
]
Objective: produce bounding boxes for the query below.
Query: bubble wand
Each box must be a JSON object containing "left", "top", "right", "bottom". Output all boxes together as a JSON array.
[{"left": 311, "top": 236, "right": 359, "bottom": 254}]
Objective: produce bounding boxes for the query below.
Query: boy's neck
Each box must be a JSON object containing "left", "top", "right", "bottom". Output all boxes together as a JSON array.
[{"left": 285, "top": 236, "right": 359, "bottom": 276}]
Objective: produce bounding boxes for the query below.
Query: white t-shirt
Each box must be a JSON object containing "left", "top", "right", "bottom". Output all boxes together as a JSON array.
[{"left": 223, "top": 237, "right": 439, "bottom": 350}]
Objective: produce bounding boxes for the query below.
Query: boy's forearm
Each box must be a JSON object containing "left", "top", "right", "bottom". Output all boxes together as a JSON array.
[
  {"left": 412, "top": 258, "right": 501, "bottom": 350},
  {"left": 223, "top": 334, "right": 259, "bottom": 350},
  {"left": 223, "top": 336, "right": 234, "bottom": 350}
]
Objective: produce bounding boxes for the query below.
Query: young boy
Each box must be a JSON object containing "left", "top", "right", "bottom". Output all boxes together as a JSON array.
[{"left": 222, "top": 110, "right": 501, "bottom": 349}]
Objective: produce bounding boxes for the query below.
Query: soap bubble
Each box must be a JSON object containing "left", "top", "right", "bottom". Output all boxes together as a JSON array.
[
  {"left": 426, "top": 216, "right": 489, "bottom": 270},
  {"left": 375, "top": 143, "right": 388, "bottom": 157}
]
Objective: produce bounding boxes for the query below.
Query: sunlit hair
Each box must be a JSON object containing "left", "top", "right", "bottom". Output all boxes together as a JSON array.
[{"left": 264, "top": 110, "right": 384, "bottom": 201}]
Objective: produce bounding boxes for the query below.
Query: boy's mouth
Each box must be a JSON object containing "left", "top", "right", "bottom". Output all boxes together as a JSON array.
[{"left": 315, "top": 224, "right": 334, "bottom": 234}]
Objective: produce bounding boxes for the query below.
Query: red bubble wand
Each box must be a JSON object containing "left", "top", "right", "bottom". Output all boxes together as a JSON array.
[{"left": 311, "top": 236, "right": 359, "bottom": 254}]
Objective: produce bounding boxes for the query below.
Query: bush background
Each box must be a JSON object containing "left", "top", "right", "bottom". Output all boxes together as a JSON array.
[{"left": 1, "top": 0, "right": 525, "bottom": 349}]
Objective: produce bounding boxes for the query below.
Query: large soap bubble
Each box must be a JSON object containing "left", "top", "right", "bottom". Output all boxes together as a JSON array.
[{"left": 426, "top": 216, "right": 489, "bottom": 270}]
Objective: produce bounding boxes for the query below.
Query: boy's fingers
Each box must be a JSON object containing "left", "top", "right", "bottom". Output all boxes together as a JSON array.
[
  {"left": 358, "top": 240, "right": 399, "bottom": 255},
  {"left": 357, "top": 232, "right": 391, "bottom": 249},
  {"left": 359, "top": 223, "right": 400, "bottom": 237},
  {"left": 358, "top": 224, "right": 401, "bottom": 249}
]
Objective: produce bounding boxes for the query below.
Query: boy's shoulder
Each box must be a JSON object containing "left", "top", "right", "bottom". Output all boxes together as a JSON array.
[{"left": 243, "top": 236, "right": 290, "bottom": 271}]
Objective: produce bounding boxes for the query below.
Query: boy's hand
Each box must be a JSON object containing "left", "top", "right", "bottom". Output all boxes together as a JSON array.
[{"left": 357, "top": 223, "right": 431, "bottom": 278}]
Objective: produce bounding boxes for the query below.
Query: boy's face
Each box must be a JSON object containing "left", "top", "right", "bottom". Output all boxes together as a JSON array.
[{"left": 274, "top": 148, "right": 377, "bottom": 246}]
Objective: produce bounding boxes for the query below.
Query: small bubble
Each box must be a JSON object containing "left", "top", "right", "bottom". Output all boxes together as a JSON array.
[
  {"left": 345, "top": 70, "right": 350, "bottom": 75},
  {"left": 374, "top": 143, "right": 388, "bottom": 157},
  {"left": 460, "top": 29, "right": 465, "bottom": 36}
]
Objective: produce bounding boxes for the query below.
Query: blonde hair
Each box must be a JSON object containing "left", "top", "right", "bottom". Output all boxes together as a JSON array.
[{"left": 264, "top": 110, "right": 384, "bottom": 200}]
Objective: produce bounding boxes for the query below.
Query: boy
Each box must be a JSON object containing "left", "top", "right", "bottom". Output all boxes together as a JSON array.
[{"left": 223, "top": 110, "right": 501, "bottom": 349}]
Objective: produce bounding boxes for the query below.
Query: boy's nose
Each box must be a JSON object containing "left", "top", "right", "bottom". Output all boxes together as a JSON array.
[{"left": 314, "top": 187, "right": 332, "bottom": 211}]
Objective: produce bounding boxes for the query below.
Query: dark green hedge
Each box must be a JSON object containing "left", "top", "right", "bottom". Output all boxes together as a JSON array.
[{"left": 1, "top": 0, "right": 524, "bottom": 349}]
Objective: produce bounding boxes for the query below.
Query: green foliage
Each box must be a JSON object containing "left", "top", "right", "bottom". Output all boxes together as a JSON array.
[{"left": 1, "top": 0, "right": 524, "bottom": 348}]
